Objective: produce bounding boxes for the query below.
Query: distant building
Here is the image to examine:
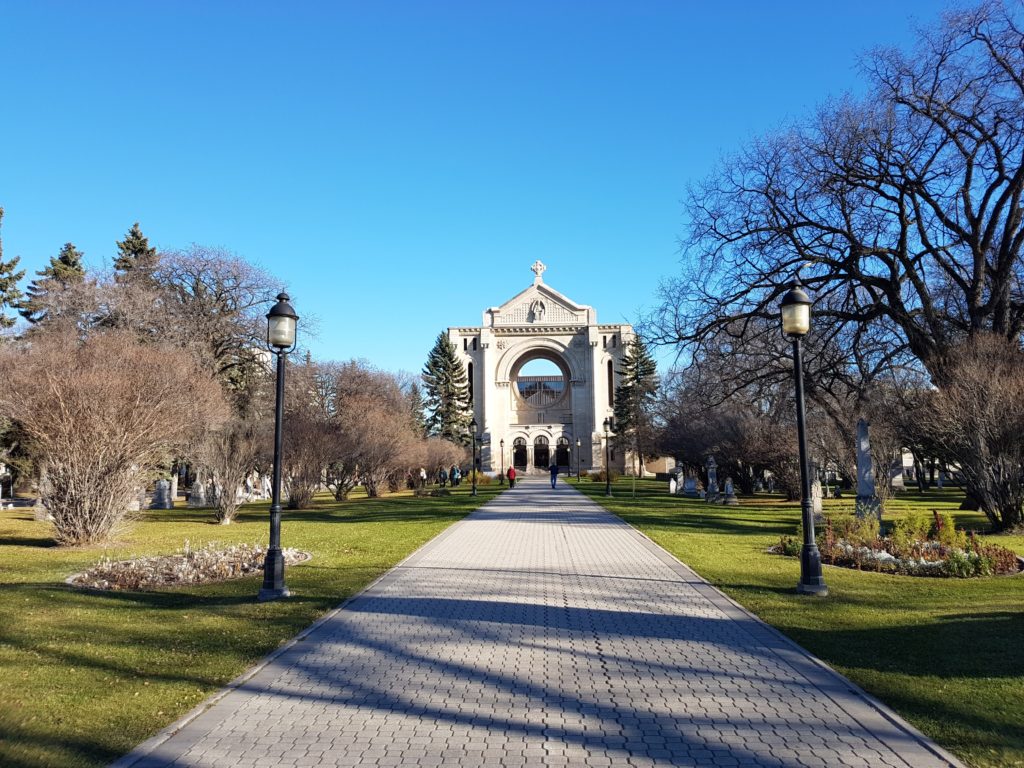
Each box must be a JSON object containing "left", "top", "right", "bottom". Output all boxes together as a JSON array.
[{"left": 450, "top": 261, "right": 632, "bottom": 474}]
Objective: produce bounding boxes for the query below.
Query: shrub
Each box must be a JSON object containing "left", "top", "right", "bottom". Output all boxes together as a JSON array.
[
  {"left": 890, "top": 512, "right": 932, "bottom": 555},
  {"left": 0, "top": 331, "right": 226, "bottom": 545},
  {"left": 466, "top": 470, "right": 494, "bottom": 486},
  {"left": 590, "top": 469, "right": 620, "bottom": 483}
]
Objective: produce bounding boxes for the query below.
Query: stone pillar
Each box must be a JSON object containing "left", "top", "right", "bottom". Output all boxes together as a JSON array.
[
  {"left": 704, "top": 456, "right": 720, "bottom": 503},
  {"left": 855, "top": 418, "right": 881, "bottom": 519}
]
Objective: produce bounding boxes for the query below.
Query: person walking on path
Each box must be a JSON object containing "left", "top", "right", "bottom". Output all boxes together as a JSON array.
[
  {"left": 549, "top": 462, "right": 559, "bottom": 489},
  {"left": 507, "top": 465, "right": 516, "bottom": 488},
  {"left": 437, "top": 467, "right": 448, "bottom": 488},
  {"left": 450, "top": 465, "right": 461, "bottom": 487}
]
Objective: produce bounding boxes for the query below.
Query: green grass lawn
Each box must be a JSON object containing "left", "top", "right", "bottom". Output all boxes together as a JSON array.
[
  {"left": 0, "top": 484, "right": 500, "bottom": 768},
  {"left": 574, "top": 477, "right": 1024, "bottom": 768}
]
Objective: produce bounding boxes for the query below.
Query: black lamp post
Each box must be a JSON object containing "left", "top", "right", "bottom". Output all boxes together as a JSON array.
[
  {"left": 781, "top": 283, "right": 827, "bottom": 597},
  {"left": 499, "top": 439, "right": 505, "bottom": 486},
  {"left": 603, "top": 417, "right": 613, "bottom": 497},
  {"left": 259, "top": 292, "right": 298, "bottom": 602},
  {"left": 470, "top": 417, "right": 479, "bottom": 497},
  {"left": 575, "top": 438, "right": 581, "bottom": 482}
]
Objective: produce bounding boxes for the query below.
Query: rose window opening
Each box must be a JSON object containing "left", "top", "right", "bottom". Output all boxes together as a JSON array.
[{"left": 514, "top": 357, "right": 567, "bottom": 408}]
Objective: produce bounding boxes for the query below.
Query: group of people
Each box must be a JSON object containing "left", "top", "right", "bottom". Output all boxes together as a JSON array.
[
  {"left": 504, "top": 463, "right": 560, "bottom": 489},
  {"left": 427, "top": 463, "right": 563, "bottom": 490},
  {"left": 436, "top": 465, "right": 463, "bottom": 488}
]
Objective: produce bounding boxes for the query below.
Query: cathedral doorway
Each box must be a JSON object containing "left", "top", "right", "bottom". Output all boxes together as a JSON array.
[
  {"left": 513, "top": 437, "right": 528, "bottom": 471},
  {"left": 533, "top": 436, "right": 550, "bottom": 469}
]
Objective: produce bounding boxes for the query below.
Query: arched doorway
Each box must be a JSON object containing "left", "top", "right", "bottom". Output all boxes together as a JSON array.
[
  {"left": 513, "top": 437, "right": 528, "bottom": 471},
  {"left": 534, "top": 436, "right": 550, "bottom": 469},
  {"left": 555, "top": 437, "right": 570, "bottom": 468}
]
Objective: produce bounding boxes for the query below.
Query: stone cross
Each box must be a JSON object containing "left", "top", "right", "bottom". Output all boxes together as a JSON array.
[
  {"left": 531, "top": 260, "right": 546, "bottom": 283},
  {"left": 855, "top": 418, "right": 881, "bottom": 519}
]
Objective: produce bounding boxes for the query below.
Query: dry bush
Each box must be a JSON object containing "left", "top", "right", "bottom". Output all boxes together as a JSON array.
[
  {"left": 925, "top": 334, "right": 1024, "bottom": 530},
  {"left": 194, "top": 416, "right": 266, "bottom": 523},
  {"left": 0, "top": 330, "right": 226, "bottom": 544},
  {"left": 424, "top": 437, "right": 467, "bottom": 476}
]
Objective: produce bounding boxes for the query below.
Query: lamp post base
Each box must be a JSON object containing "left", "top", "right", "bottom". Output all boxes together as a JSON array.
[
  {"left": 796, "top": 581, "right": 828, "bottom": 596},
  {"left": 258, "top": 586, "right": 292, "bottom": 601}
]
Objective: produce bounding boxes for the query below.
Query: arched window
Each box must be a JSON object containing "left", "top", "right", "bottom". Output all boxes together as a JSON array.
[
  {"left": 467, "top": 362, "right": 474, "bottom": 403},
  {"left": 534, "top": 436, "right": 550, "bottom": 468},
  {"left": 607, "top": 360, "right": 614, "bottom": 407}
]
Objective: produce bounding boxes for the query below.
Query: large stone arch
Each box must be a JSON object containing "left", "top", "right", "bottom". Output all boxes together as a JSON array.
[{"left": 494, "top": 337, "right": 583, "bottom": 385}]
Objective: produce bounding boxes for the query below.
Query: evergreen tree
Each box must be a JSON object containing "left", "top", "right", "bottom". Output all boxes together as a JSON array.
[
  {"left": 113, "top": 222, "right": 158, "bottom": 283},
  {"left": 613, "top": 335, "right": 659, "bottom": 475},
  {"left": 20, "top": 242, "right": 86, "bottom": 324},
  {"left": 407, "top": 381, "right": 428, "bottom": 438},
  {"left": 421, "top": 332, "right": 471, "bottom": 444},
  {"left": 0, "top": 208, "right": 25, "bottom": 329}
]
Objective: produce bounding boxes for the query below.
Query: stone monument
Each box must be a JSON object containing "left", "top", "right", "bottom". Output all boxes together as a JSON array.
[
  {"left": 722, "top": 476, "right": 738, "bottom": 505},
  {"left": 704, "top": 456, "right": 720, "bottom": 503},
  {"left": 151, "top": 479, "right": 173, "bottom": 510},
  {"left": 855, "top": 418, "right": 881, "bottom": 519}
]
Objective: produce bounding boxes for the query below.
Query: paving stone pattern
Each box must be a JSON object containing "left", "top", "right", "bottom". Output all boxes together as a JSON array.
[{"left": 120, "top": 477, "right": 962, "bottom": 767}]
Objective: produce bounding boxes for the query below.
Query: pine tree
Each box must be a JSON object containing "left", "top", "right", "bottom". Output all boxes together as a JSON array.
[
  {"left": 20, "top": 242, "right": 86, "bottom": 324},
  {"left": 0, "top": 208, "right": 26, "bottom": 329},
  {"left": 613, "top": 335, "right": 659, "bottom": 475},
  {"left": 421, "top": 332, "right": 471, "bottom": 444},
  {"left": 407, "top": 381, "right": 428, "bottom": 438},
  {"left": 113, "top": 222, "right": 158, "bottom": 283}
]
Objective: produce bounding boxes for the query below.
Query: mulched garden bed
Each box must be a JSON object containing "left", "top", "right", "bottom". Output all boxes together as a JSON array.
[{"left": 67, "top": 541, "right": 311, "bottom": 590}]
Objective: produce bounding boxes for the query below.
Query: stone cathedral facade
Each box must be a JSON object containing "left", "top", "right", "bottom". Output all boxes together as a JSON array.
[{"left": 450, "top": 261, "right": 632, "bottom": 475}]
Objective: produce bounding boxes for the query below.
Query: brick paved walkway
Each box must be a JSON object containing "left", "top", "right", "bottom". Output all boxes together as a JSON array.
[{"left": 116, "top": 477, "right": 962, "bottom": 767}]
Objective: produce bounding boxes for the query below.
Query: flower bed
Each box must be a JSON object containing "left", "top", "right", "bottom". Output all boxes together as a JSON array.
[
  {"left": 774, "top": 511, "right": 1021, "bottom": 578},
  {"left": 67, "top": 541, "right": 311, "bottom": 590}
]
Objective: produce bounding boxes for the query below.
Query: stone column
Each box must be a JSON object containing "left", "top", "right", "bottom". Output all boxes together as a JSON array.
[
  {"left": 704, "top": 456, "right": 720, "bottom": 503},
  {"left": 855, "top": 418, "right": 881, "bottom": 519}
]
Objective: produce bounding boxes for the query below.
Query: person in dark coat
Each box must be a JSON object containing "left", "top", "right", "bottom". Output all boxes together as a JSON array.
[{"left": 549, "top": 463, "right": 559, "bottom": 489}]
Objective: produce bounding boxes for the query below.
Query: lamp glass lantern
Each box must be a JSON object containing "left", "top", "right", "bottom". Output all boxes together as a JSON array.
[
  {"left": 267, "top": 293, "right": 299, "bottom": 349},
  {"left": 780, "top": 284, "right": 812, "bottom": 337}
]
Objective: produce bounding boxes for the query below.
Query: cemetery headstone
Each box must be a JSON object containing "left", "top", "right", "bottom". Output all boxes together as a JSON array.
[
  {"left": 189, "top": 478, "right": 207, "bottom": 508},
  {"left": 855, "top": 418, "right": 881, "bottom": 519},
  {"left": 151, "top": 479, "right": 173, "bottom": 510},
  {"left": 811, "top": 473, "right": 823, "bottom": 517},
  {"left": 704, "top": 456, "right": 720, "bottom": 503},
  {"left": 683, "top": 474, "right": 700, "bottom": 498},
  {"left": 723, "top": 476, "right": 738, "bottom": 505}
]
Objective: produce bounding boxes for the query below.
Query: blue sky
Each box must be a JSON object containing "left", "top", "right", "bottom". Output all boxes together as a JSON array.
[{"left": 0, "top": 0, "right": 944, "bottom": 373}]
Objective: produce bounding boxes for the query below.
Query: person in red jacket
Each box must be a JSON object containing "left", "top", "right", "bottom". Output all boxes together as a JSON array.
[{"left": 507, "top": 466, "right": 516, "bottom": 488}]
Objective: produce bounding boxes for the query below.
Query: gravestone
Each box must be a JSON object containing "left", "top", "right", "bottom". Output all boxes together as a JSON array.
[
  {"left": 937, "top": 469, "right": 945, "bottom": 489},
  {"left": 811, "top": 474, "right": 823, "bottom": 517},
  {"left": 169, "top": 472, "right": 179, "bottom": 503},
  {"left": 668, "top": 476, "right": 677, "bottom": 495},
  {"left": 704, "top": 456, "right": 720, "bottom": 503},
  {"left": 683, "top": 475, "right": 700, "bottom": 498},
  {"left": 151, "top": 479, "right": 173, "bottom": 510},
  {"left": 855, "top": 418, "right": 881, "bottom": 519},
  {"left": 889, "top": 457, "right": 905, "bottom": 491},
  {"left": 189, "top": 478, "right": 207, "bottom": 508},
  {"left": 722, "top": 476, "right": 738, "bottom": 505}
]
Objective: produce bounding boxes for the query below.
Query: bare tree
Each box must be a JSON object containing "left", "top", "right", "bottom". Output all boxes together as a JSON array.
[
  {"left": 194, "top": 416, "right": 266, "bottom": 523},
  {"left": 650, "top": 2, "right": 1024, "bottom": 522},
  {"left": 0, "top": 330, "right": 226, "bottom": 544}
]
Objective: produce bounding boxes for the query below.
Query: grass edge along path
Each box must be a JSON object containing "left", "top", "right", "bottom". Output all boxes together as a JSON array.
[
  {"left": 0, "top": 484, "right": 501, "bottom": 768},
  {"left": 575, "top": 478, "right": 1024, "bottom": 768}
]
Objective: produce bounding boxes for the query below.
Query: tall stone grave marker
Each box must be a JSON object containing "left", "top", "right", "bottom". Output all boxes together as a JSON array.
[
  {"left": 855, "top": 418, "right": 881, "bottom": 519},
  {"left": 722, "top": 476, "right": 738, "bottom": 505},
  {"left": 705, "top": 456, "right": 720, "bottom": 503}
]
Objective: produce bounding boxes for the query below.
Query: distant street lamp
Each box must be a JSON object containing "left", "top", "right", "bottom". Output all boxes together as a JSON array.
[
  {"left": 603, "top": 418, "right": 613, "bottom": 497},
  {"left": 575, "top": 438, "right": 581, "bottom": 482},
  {"left": 470, "top": 417, "right": 479, "bottom": 497},
  {"left": 499, "top": 439, "right": 505, "bottom": 486},
  {"left": 259, "top": 292, "right": 298, "bottom": 602},
  {"left": 781, "top": 283, "right": 827, "bottom": 597}
]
